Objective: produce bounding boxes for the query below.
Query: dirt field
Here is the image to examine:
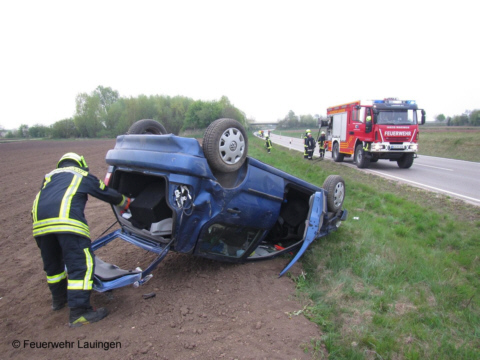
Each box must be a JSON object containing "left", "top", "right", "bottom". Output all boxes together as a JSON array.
[{"left": 0, "top": 140, "right": 324, "bottom": 360}]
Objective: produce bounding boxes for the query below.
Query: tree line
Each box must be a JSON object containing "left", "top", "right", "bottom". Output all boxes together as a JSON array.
[
  {"left": 435, "top": 111, "right": 480, "bottom": 126},
  {"left": 6, "top": 86, "right": 249, "bottom": 139},
  {"left": 275, "top": 110, "right": 323, "bottom": 129},
  {"left": 5, "top": 88, "right": 478, "bottom": 139}
]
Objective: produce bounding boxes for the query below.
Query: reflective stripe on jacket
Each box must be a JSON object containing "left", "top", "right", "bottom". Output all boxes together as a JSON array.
[
  {"left": 32, "top": 166, "right": 126, "bottom": 238},
  {"left": 317, "top": 135, "right": 326, "bottom": 149}
]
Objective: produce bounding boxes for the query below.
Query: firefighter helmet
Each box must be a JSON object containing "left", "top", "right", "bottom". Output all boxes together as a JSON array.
[
  {"left": 57, "top": 152, "right": 89, "bottom": 170},
  {"left": 321, "top": 131, "right": 325, "bottom": 134},
  {"left": 306, "top": 129, "right": 311, "bottom": 134}
]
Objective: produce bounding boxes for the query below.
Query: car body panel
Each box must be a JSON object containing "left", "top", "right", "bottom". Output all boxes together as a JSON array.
[{"left": 91, "top": 132, "right": 347, "bottom": 291}]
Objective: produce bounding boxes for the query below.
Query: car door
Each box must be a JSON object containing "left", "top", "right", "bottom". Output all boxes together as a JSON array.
[{"left": 279, "top": 190, "right": 326, "bottom": 276}]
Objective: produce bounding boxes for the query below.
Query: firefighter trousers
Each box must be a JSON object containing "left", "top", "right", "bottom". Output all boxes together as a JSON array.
[
  {"left": 35, "top": 233, "right": 95, "bottom": 309},
  {"left": 307, "top": 148, "right": 314, "bottom": 160}
]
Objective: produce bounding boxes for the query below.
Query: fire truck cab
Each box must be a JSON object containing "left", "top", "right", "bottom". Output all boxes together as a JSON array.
[{"left": 324, "top": 98, "right": 425, "bottom": 169}]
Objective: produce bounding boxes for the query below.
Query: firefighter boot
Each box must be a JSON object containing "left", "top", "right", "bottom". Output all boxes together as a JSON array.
[
  {"left": 69, "top": 307, "right": 109, "bottom": 328},
  {"left": 52, "top": 294, "right": 67, "bottom": 311},
  {"left": 50, "top": 279, "right": 68, "bottom": 311}
]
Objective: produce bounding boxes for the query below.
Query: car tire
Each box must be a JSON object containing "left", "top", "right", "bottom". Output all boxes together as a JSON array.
[
  {"left": 397, "top": 153, "right": 414, "bottom": 168},
  {"left": 323, "top": 175, "right": 345, "bottom": 212},
  {"left": 332, "top": 142, "right": 344, "bottom": 162},
  {"left": 127, "top": 119, "right": 167, "bottom": 135},
  {"left": 203, "top": 118, "right": 248, "bottom": 173},
  {"left": 355, "top": 144, "right": 370, "bottom": 169}
]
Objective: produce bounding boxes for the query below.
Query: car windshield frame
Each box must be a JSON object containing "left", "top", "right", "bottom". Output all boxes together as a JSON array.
[
  {"left": 377, "top": 109, "right": 417, "bottom": 125},
  {"left": 197, "top": 222, "right": 265, "bottom": 259}
]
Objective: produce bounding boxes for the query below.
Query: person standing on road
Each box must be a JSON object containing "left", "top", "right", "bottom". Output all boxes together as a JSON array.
[
  {"left": 32, "top": 152, "right": 132, "bottom": 327},
  {"left": 306, "top": 132, "right": 316, "bottom": 160},
  {"left": 317, "top": 131, "right": 326, "bottom": 158}
]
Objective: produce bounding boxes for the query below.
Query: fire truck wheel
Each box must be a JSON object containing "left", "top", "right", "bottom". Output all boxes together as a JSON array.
[
  {"left": 323, "top": 175, "right": 345, "bottom": 212},
  {"left": 397, "top": 153, "right": 414, "bottom": 169},
  {"left": 332, "top": 142, "right": 344, "bottom": 162},
  {"left": 127, "top": 119, "right": 168, "bottom": 135},
  {"left": 203, "top": 118, "right": 248, "bottom": 173},
  {"left": 355, "top": 144, "right": 370, "bottom": 169}
]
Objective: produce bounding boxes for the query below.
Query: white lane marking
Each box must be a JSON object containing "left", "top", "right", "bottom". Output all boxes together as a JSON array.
[
  {"left": 367, "top": 169, "right": 480, "bottom": 204},
  {"left": 419, "top": 154, "right": 480, "bottom": 165},
  {"left": 414, "top": 164, "right": 453, "bottom": 171}
]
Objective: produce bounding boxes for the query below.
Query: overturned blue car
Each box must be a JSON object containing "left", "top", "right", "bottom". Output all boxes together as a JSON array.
[{"left": 92, "top": 118, "right": 347, "bottom": 292}]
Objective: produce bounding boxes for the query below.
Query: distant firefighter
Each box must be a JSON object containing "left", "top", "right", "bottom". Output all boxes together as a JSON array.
[
  {"left": 265, "top": 136, "right": 273, "bottom": 153},
  {"left": 317, "top": 131, "right": 326, "bottom": 158},
  {"left": 306, "top": 132, "right": 316, "bottom": 160}
]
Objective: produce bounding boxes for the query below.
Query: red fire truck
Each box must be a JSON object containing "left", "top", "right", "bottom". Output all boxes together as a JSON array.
[{"left": 324, "top": 98, "right": 426, "bottom": 169}]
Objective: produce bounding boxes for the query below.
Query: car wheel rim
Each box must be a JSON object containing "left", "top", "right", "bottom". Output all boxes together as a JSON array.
[
  {"left": 219, "top": 127, "right": 245, "bottom": 165},
  {"left": 334, "top": 182, "right": 345, "bottom": 208}
]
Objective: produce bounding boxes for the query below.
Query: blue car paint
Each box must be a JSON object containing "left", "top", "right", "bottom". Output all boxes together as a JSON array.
[
  {"left": 105, "top": 135, "right": 295, "bottom": 255},
  {"left": 106, "top": 134, "right": 215, "bottom": 179},
  {"left": 91, "top": 133, "right": 346, "bottom": 291}
]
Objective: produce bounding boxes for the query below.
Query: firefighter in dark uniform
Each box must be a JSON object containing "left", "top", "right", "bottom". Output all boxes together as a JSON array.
[
  {"left": 306, "top": 132, "right": 316, "bottom": 160},
  {"left": 32, "top": 152, "right": 131, "bottom": 327},
  {"left": 303, "top": 129, "right": 310, "bottom": 159},
  {"left": 317, "top": 131, "right": 326, "bottom": 158},
  {"left": 265, "top": 135, "right": 273, "bottom": 153}
]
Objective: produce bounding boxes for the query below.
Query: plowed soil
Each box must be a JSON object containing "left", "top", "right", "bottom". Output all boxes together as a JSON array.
[{"left": 0, "top": 140, "right": 324, "bottom": 359}]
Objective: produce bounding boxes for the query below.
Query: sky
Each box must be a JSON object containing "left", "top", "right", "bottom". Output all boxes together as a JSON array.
[{"left": 1, "top": 0, "right": 479, "bottom": 130}]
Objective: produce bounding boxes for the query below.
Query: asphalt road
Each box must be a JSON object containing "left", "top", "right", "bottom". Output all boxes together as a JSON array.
[{"left": 266, "top": 133, "right": 480, "bottom": 207}]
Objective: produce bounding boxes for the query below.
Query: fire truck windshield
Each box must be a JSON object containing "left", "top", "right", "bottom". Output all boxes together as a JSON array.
[{"left": 377, "top": 110, "right": 417, "bottom": 125}]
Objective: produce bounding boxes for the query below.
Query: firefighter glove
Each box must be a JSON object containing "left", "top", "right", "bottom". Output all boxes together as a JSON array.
[{"left": 119, "top": 196, "right": 132, "bottom": 211}]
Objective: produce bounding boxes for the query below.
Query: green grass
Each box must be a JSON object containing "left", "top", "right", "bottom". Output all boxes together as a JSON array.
[
  {"left": 249, "top": 135, "right": 480, "bottom": 359},
  {"left": 418, "top": 131, "right": 480, "bottom": 162}
]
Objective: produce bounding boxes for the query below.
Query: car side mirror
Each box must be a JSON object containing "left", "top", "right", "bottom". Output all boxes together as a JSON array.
[{"left": 421, "top": 110, "right": 426, "bottom": 125}]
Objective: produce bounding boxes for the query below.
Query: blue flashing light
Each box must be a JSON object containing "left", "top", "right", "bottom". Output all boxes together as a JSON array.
[{"left": 372, "top": 99, "right": 416, "bottom": 105}]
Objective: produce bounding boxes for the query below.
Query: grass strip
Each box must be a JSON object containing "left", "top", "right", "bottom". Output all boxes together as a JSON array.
[{"left": 249, "top": 135, "right": 480, "bottom": 359}]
